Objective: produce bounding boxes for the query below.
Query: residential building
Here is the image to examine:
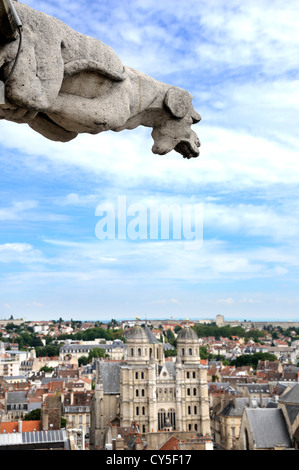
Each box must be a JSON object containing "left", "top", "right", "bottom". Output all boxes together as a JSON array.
[
  {"left": 0, "top": 396, "right": 70, "bottom": 450},
  {"left": 5, "top": 391, "right": 28, "bottom": 421},
  {"left": 0, "top": 352, "right": 20, "bottom": 377},
  {"left": 63, "top": 390, "right": 92, "bottom": 437},
  {"left": 59, "top": 339, "right": 126, "bottom": 362}
]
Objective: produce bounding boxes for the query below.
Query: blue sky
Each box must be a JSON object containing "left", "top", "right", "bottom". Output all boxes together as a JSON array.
[{"left": 0, "top": 0, "right": 299, "bottom": 322}]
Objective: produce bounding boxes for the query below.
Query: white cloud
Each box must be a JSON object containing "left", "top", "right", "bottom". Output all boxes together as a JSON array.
[
  {"left": 1, "top": 118, "right": 298, "bottom": 195},
  {"left": 218, "top": 298, "right": 235, "bottom": 305},
  {"left": 22, "top": 236, "right": 292, "bottom": 284},
  {"left": 194, "top": 1, "right": 299, "bottom": 74},
  {"left": 0, "top": 243, "right": 45, "bottom": 264},
  {"left": 61, "top": 193, "right": 99, "bottom": 206},
  {"left": 26, "top": 301, "right": 44, "bottom": 308},
  {"left": 0, "top": 200, "right": 38, "bottom": 220},
  {"left": 203, "top": 200, "right": 299, "bottom": 242}
]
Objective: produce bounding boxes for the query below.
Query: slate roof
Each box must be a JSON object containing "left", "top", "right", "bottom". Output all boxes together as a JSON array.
[
  {"left": 7, "top": 391, "right": 27, "bottom": 405},
  {"left": 273, "top": 382, "right": 294, "bottom": 396},
  {"left": 163, "top": 343, "right": 175, "bottom": 350},
  {"left": 60, "top": 340, "right": 125, "bottom": 353},
  {"left": 237, "top": 383, "right": 270, "bottom": 394},
  {"left": 221, "top": 398, "right": 277, "bottom": 417},
  {"left": 99, "top": 361, "right": 121, "bottom": 394},
  {"left": 245, "top": 408, "right": 292, "bottom": 449},
  {"left": 165, "top": 361, "right": 175, "bottom": 376},
  {"left": 143, "top": 326, "right": 159, "bottom": 344},
  {"left": 0, "top": 429, "right": 68, "bottom": 448},
  {"left": 177, "top": 326, "right": 198, "bottom": 341},
  {"left": 208, "top": 382, "right": 238, "bottom": 394},
  {"left": 157, "top": 362, "right": 175, "bottom": 378},
  {"left": 3, "top": 375, "right": 27, "bottom": 381},
  {"left": 266, "top": 401, "right": 278, "bottom": 409},
  {"left": 284, "top": 404, "right": 299, "bottom": 425},
  {"left": 279, "top": 383, "right": 299, "bottom": 404},
  {"left": 221, "top": 398, "right": 250, "bottom": 417},
  {"left": 124, "top": 326, "right": 148, "bottom": 341}
]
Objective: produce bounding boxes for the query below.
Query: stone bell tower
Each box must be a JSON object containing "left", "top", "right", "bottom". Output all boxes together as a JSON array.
[
  {"left": 175, "top": 325, "right": 210, "bottom": 435},
  {"left": 120, "top": 325, "right": 162, "bottom": 434},
  {"left": 89, "top": 360, "right": 105, "bottom": 450}
]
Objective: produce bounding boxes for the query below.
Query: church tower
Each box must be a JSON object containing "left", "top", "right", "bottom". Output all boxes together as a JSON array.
[
  {"left": 89, "top": 360, "right": 105, "bottom": 449},
  {"left": 120, "top": 325, "right": 162, "bottom": 434},
  {"left": 175, "top": 324, "right": 210, "bottom": 434}
]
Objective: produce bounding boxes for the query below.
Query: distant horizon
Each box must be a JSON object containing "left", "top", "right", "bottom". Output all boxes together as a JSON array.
[
  {"left": 2, "top": 314, "right": 299, "bottom": 324},
  {"left": 1, "top": 0, "right": 299, "bottom": 325}
]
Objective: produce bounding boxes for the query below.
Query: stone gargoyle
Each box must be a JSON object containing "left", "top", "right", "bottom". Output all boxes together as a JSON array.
[{"left": 0, "top": 1, "right": 201, "bottom": 159}]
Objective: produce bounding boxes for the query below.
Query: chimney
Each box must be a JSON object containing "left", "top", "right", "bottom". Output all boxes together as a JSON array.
[
  {"left": 18, "top": 420, "right": 22, "bottom": 433},
  {"left": 113, "top": 435, "right": 124, "bottom": 451},
  {"left": 111, "top": 424, "right": 118, "bottom": 440}
]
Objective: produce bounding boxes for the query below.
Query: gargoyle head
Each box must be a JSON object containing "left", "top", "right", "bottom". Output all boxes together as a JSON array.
[{"left": 151, "top": 87, "right": 201, "bottom": 159}]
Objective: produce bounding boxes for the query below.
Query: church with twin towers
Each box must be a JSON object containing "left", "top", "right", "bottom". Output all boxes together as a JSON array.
[{"left": 89, "top": 323, "right": 211, "bottom": 450}]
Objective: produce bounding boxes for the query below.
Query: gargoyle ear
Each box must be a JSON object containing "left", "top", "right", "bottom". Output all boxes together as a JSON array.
[{"left": 164, "top": 87, "right": 193, "bottom": 119}]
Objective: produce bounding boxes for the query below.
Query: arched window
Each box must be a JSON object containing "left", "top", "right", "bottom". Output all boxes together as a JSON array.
[
  {"left": 158, "top": 408, "right": 176, "bottom": 431},
  {"left": 138, "top": 348, "right": 142, "bottom": 356},
  {"left": 131, "top": 348, "right": 134, "bottom": 356},
  {"left": 189, "top": 348, "right": 192, "bottom": 355},
  {"left": 158, "top": 409, "right": 166, "bottom": 431},
  {"left": 168, "top": 409, "right": 176, "bottom": 429}
]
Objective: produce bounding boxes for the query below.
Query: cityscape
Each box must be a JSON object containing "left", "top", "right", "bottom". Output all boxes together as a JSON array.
[
  {"left": 0, "top": 0, "right": 298, "bottom": 459},
  {"left": 1, "top": 314, "right": 299, "bottom": 451}
]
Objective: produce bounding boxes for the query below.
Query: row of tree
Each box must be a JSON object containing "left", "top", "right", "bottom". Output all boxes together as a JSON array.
[{"left": 1, "top": 320, "right": 297, "bottom": 366}]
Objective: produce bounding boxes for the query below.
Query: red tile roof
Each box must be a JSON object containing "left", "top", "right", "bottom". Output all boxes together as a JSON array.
[
  {"left": 0, "top": 420, "right": 42, "bottom": 434},
  {"left": 159, "top": 436, "right": 180, "bottom": 450}
]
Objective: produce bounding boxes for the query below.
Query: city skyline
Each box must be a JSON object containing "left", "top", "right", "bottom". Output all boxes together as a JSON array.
[{"left": 0, "top": 0, "right": 299, "bottom": 322}]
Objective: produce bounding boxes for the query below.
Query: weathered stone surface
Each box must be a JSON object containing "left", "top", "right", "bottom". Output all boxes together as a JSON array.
[{"left": 0, "top": 1, "right": 201, "bottom": 158}]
